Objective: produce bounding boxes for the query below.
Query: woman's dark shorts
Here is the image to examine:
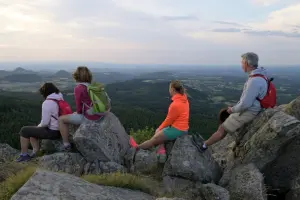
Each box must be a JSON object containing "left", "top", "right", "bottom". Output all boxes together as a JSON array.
[{"left": 19, "top": 126, "right": 61, "bottom": 140}]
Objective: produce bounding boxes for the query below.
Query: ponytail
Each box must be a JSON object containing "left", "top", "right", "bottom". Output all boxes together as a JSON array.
[{"left": 170, "top": 80, "right": 185, "bottom": 95}]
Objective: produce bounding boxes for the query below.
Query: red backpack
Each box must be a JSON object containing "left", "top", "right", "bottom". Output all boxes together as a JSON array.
[
  {"left": 47, "top": 99, "right": 73, "bottom": 120},
  {"left": 249, "top": 74, "right": 277, "bottom": 108}
]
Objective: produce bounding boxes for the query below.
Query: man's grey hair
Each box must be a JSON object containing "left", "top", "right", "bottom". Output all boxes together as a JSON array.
[{"left": 241, "top": 52, "right": 259, "bottom": 68}]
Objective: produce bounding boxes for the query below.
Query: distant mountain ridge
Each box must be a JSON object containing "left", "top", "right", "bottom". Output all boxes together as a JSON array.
[
  {"left": 0, "top": 67, "right": 135, "bottom": 84},
  {"left": 52, "top": 70, "right": 71, "bottom": 78},
  {"left": 12, "top": 67, "right": 34, "bottom": 74}
]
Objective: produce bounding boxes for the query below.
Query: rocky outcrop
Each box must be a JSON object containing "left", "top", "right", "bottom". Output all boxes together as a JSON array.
[
  {"left": 211, "top": 134, "right": 235, "bottom": 170},
  {"left": 74, "top": 112, "right": 130, "bottom": 164},
  {"left": 133, "top": 149, "right": 158, "bottom": 174},
  {"left": 163, "top": 135, "right": 222, "bottom": 184},
  {"left": 236, "top": 111, "right": 300, "bottom": 195},
  {"left": 39, "top": 152, "right": 86, "bottom": 176},
  {"left": 210, "top": 99, "right": 300, "bottom": 199},
  {"left": 0, "top": 143, "right": 18, "bottom": 163},
  {"left": 11, "top": 170, "right": 155, "bottom": 200},
  {"left": 238, "top": 111, "right": 300, "bottom": 169},
  {"left": 286, "top": 189, "right": 300, "bottom": 200},
  {"left": 5, "top": 97, "right": 300, "bottom": 200},
  {"left": 283, "top": 96, "right": 300, "bottom": 120},
  {"left": 163, "top": 176, "right": 196, "bottom": 194},
  {"left": 199, "top": 183, "right": 230, "bottom": 200},
  {"left": 39, "top": 152, "right": 126, "bottom": 176},
  {"left": 228, "top": 163, "right": 267, "bottom": 200},
  {"left": 83, "top": 161, "right": 127, "bottom": 175}
]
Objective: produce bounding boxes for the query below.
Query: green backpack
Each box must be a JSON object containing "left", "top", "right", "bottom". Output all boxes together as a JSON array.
[{"left": 85, "top": 82, "right": 111, "bottom": 114}]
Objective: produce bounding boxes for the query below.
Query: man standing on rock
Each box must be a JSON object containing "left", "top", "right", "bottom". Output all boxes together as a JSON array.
[{"left": 195, "top": 52, "right": 270, "bottom": 152}]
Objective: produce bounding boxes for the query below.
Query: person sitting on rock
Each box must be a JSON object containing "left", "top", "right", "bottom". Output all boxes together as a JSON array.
[
  {"left": 195, "top": 52, "right": 269, "bottom": 152},
  {"left": 133, "top": 80, "right": 189, "bottom": 151},
  {"left": 16, "top": 83, "right": 63, "bottom": 162},
  {"left": 58, "top": 66, "right": 102, "bottom": 151}
]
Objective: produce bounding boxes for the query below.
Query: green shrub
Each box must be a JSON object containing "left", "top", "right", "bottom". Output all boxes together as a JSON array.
[
  {"left": 0, "top": 165, "right": 36, "bottom": 200},
  {"left": 82, "top": 172, "right": 163, "bottom": 196},
  {"left": 129, "top": 126, "right": 155, "bottom": 144}
]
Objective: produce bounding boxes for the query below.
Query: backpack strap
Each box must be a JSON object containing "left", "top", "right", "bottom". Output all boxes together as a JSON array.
[
  {"left": 46, "top": 98, "right": 59, "bottom": 120},
  {"left": 249, "top": 74, "right": 272, "bottom": 101},
  {"left": 249, "top": 74, "right": 268, "bottom": 81}
]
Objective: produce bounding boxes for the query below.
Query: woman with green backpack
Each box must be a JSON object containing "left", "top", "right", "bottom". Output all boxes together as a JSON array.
[{"left": 58, "top": 66, "right": 111, "bottom": 151}]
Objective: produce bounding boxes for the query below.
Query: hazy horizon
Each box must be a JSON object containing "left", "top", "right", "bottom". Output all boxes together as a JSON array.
[
  {"left": 0, "top": 61, "right": 299, "bottom": 71},
  {"left": 0, "top": 1, "right": 300, "bottom": 65}
]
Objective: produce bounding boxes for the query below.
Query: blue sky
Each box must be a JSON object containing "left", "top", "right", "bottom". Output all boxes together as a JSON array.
[{"left": 0, "top": 0, "right": 299, "bottom": 65}]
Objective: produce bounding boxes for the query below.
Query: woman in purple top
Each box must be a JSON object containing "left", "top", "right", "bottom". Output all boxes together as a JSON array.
[{"left": 58, "top": 66, "right": 101, "bottom": 151}]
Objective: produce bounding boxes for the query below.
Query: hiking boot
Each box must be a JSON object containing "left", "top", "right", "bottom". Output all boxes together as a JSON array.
[
  {"left": 59, "top": 144, "right": 72, "bottom": 152},
  {"left": 156, "top": 145, "right": 167, "bottom": 163},
  {"left": 30, "top": 152, "right": 36, "bottom": 158},
  {"left": 192, "top": 134, "right": 208, "bottom": 153},
  {"left": 30, "top": 150, "right": 43, "bottom": 158},
  {"left": 16, "top": 154, "right": 31, "bottom": 162}
]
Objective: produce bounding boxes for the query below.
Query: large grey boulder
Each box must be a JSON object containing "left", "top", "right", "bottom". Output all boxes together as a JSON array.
[
  {"left": 163, "top": 176, "right": 195, "bottom": 194},
  {"left": 83, "top": 161, "right": 127, "bottom": 175},
  {"left": 263, "top": 136, "right": 300, "bottom": 194},
  {"left": 0, "top": 143, "right": 18, "bottom": 163},
  {"left": 283, "top": 96, "right": 300, "bottom": 120},
  {"left": 239, "top": 111, "right": 300, "bottom": 169},
  {"left": 234, "top": 108, "right": 279, "bottom": 150},
  {"left": 229, "top": 163, "right": 267, "bottom": 200},
  {"left": 199, "top": 183, "right": 230, "bottom": 200},
  {"left": 163, "top": 135, "right": 222, "bottom": 184},
  {"left": 74, "top": 112, "right": 130, "bottom": 164},
  {"left": 39, "top": 153, "right": 86, "bottom": 176},
  {"left": 133, "top": 149, "right": 158, "bottom": 174},
  {"left": 286, "top": 189, "right": 300, "bottom": 200},
  {"left": 234, "top": 111, "right": 300, "bottom": 195},
  {"left": 39, "top": 152, "right": 127, "bottom": 176},
  {"left": 211, "top": 134, "right": 235, "bottom": 170},
  {"left": 11, "top": 170, "right": 155, "bottom": 200}
]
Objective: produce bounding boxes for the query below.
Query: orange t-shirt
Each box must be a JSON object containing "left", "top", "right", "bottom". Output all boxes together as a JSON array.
[{"left": 158, "top": 93, "right": 189, "bottom": 131}]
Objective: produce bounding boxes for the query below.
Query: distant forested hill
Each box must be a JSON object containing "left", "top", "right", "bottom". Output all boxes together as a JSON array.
[{"left": 1, "top": 74, "right": 43, "bottom": 83}]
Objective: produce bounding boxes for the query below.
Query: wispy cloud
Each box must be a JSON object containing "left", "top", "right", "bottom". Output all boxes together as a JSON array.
[
  {"left": 213, "top": 21, "right": 245, "bottom": 27},
  {"left": 211, "top": 27, "right": 300, "bottom": 38},
  {"left": 246, "top": 30, "right": 300, "bottom": 37},
  {"left": 0, "top": 0, "right": 299, "bottom": 64},
  {"left": 212, "top": 28, "right": 242, "bottom": 33},
  {"left": 162, "top": 15, "right": 198, "bottom": 21}
]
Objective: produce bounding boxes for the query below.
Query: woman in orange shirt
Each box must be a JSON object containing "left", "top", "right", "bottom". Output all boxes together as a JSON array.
[{"left": 134, "top": 80, "right": 189, "bottom": 150}]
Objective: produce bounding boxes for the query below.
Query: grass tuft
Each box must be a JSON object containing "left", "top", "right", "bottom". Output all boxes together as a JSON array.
[
  {"left": 82, "top": 172, "right": 163, "bottom": 196},
  {"left": 0, "top": 165, "right": 36, "bottom": 200}
]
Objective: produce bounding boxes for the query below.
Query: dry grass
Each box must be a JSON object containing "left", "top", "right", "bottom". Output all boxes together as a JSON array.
[
  {"left": 82, "top": 172, "right": 164, "bottom": 196},
  {"left": 0, "top": 162, "right": 29, "bottom": 183},
  {"left": 0, "top": 164, "right": 36, "bottom": 200}
]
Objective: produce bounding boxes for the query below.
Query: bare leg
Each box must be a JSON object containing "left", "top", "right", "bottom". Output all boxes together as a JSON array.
[
  {"left": 154, "top": 129, "right": 165, "bottom": 150},
  {"left": 20, "top": 136, "right": 30, "bottom": 154},
  {"left": 138, "top": 130, "right": 165, "bottom": 150},
  {"left": 59, "top": 115, "right": 70, "bottom": 144},
  {"left": 30, "top": 137, "right": 39, "bottom": 153},
  {"left": 204, "top": 125, "right": 227, "bottom": 146}
]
